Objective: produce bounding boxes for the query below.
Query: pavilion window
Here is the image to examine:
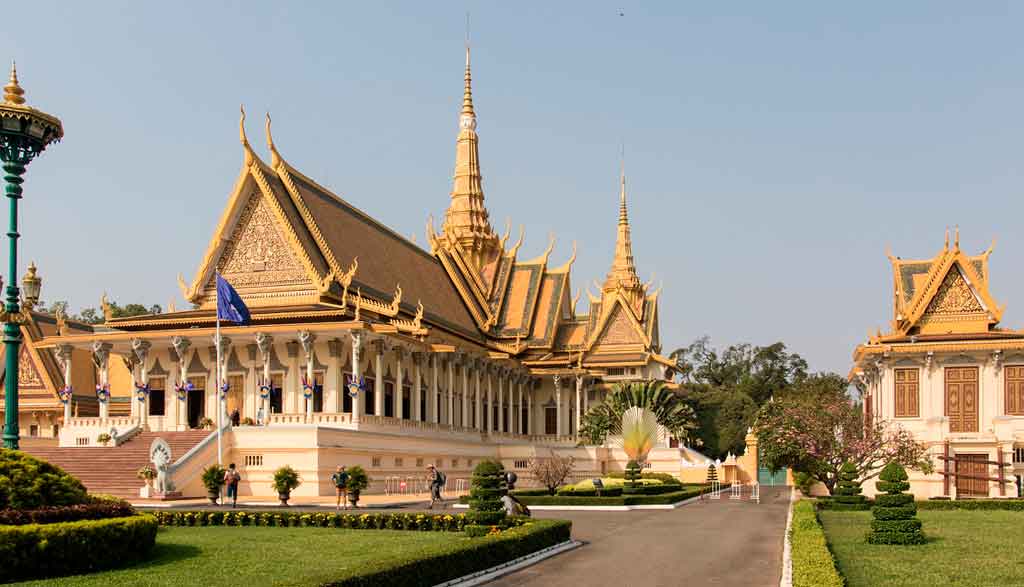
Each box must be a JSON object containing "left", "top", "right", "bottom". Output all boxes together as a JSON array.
[
  {"left": 148, "top": 377, "right": 166, "bottom": 417},
  {"left": 312, "top": 371, "right": 325, "bottom": 413},
  {"left": 343, "top": 371, "right": 353, "bottom": 413},
  {"left": 894, "top": 368, "right": 919, "bottom": 418},
  {"left": 402, "top": 383, "right": 411, "bottom": 420},
  {"left": 365, "top": 378, "right": 376, "bottom": 416},
  {"left": 383, "top": 381, "right": 395, "bottom": 418},
  {"left": 1006, "top": 366, "right": 1024, "bottom": 416}
]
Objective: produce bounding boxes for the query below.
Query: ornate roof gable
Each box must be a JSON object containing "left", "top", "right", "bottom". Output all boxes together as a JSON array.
[
  {"left": 181, "top": 109, "right": 332, "bottom": 308},
  {"left": 889, "top": 231, "right": 1001, "bottom": 336}
]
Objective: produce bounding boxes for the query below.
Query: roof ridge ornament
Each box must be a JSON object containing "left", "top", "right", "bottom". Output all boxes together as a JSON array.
[
  {"left": 239, "top": 105, "right": 254, "bottom": 166},
  {"left": 4, "top": 61, "right": 24, "bottom": 105},
  {"left": 265, "top": 112, "right": 283, "bottom": 168}
]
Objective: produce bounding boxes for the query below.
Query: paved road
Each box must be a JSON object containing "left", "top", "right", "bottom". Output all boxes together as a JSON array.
[{"left": 490, "top": 486, "right": 791, "bottom": 587}]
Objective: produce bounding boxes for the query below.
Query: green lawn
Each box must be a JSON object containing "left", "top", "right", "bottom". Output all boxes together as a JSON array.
[
  {"left": 820, "top": 510, "right": 1024, "bottom": 587},
  {"left": 17, "top": 526, "right": 462, "bottom": 586}
]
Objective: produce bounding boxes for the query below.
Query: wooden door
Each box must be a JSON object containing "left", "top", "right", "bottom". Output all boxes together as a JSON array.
[
  {"left": 227, "top": 374, "right": 244, "bottom": 417},
  {"left": 955, "top": 453, "right": 989, "bottom": 497},
  {"left": 946, "top": 367, "right": 979, "bottom": 433},
  {"left": 544, "top": 407, "right": 557, "bottom": 435}
]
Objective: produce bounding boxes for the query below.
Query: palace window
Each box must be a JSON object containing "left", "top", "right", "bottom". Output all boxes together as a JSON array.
[
  {"left": 395, "top": 457, "right": 404, "bottom": 467},
  {"left": 894, "top": 368, "right": 919, "bottom": 418},
  {"left": 514, "top": 460, "right": 528, "bottom": 469},
  {"left": 1014, "top": 447, "right": 1024, "bottom": 465},
  {"left": 451, "top": 459, "right": 459, "bottom": 468},
  {"left": 1006, "top": 366, "right": 1024, "bottom": 416},
  {"left": 416, "top": 458, "right": 424, "bottom": 468},
  {"left": 371, "top": 456, "right": 381, "bottom": 467},
  {"left": 244, "top": 455, "right": 263, "bottom": 467}
]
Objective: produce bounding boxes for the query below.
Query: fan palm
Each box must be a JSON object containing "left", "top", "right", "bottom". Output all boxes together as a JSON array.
[
  {"left": 578, "top": 380, "right": 698, "bottom": 447},
  {"left": 615, "top": 407, "right": 659, "bottom": 463}
]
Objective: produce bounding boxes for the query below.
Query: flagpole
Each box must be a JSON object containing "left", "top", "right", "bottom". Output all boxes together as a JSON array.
[{"left": 216, "top": 271, "right": 223, "bottom": 468}]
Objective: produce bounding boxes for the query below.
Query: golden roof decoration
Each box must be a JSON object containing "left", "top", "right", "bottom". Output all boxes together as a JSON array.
[
  {"left": 4, "top": 62, "right": 25, "bottom": 105},
  {"left": 0, "top": 61, "right": 63, "bottom": 145}
]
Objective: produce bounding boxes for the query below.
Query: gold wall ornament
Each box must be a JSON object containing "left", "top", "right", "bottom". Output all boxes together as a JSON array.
[
  {"left": 316, "top": 268, "right": 337, "bottom": 294},
  {"left": 353, "top": 289, "right": 361, "bottom": 322},
  {"left": 389, "top": 284, "right": 402, "bottom": 314},
  {"left": 216, "top": 193, "right": 307, "bottom": 288},
  {"left": 412, "top": 300, "right": 424, "bottom": 329},
  {"left": 17, "top": 346, "right": 43, "bottom": 388},
  {"left": 54, "top": 305, "right": 66, "bottom": 336},
  {"left": 924, "top": 267, "right": 984, "bottom": 316},
  {"left": 177, "top": 273, "right": 191, "bottom": 299}
]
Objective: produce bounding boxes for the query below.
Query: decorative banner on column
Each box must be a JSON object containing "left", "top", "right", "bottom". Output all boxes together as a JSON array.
[
  {"left": 346, "top": 374, "right": 366, "bottom": 398},
  {"left": 174, "top": 380, "right": 193, "bottom": 402},
  {"left": 301, "top": 376, "right": 316, "bottom": 399},
  {"left": 95, "top": 383, "right": 110, "bottom": 403},
  {"left": 219, "top": 380, "right": 230, "bottom": 400},
  {"left": 57, "top": 385, "right": 73, "bottom": 405},
  {"left": 259, "top": 379, "right": 272, "bottom": 400},
  {"left": 134, "top": 381, "right": 150, "bottom": 403}
]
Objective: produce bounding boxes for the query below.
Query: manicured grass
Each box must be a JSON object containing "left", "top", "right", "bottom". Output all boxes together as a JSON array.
[
  {"left": 17, "top": 526, "right": 473, "bottom": 586},
  {"left": 820, "top": 510, "right": 1024, "bottom": 586}
]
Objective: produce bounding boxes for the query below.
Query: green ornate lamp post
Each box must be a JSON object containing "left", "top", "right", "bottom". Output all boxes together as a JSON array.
[{"left": 0, "top": 63, "right": 62, "bottom": 449}]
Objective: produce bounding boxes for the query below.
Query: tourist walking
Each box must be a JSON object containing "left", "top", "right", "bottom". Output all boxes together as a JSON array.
[
  {"left": 426, "top": 464, "right": 446, "bottom": 509},
  {"left": 256, "top": 406, "right": 266, "bottom": 426},
  {"left": 230, "top": 408, "right": 241, "bottom": 427},
  {"left": 331, "top": 465, "right": 350, "bottom": 511},
  {"left": 224, "top": 463, "right": 241, "bottom": 507}
]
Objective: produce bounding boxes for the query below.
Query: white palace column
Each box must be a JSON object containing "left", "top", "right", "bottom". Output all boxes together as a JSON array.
[
  {"left": 350, "top": 333, "right": 363, "bottom": 423},
  {"left": 554, "top": 375, "right": 563, "bottom": 436},
  {"left": 575, "top": 374, "right": 583, "bottom": 439},
  {"left": 373, "top": 340, "right": 385, "bottom": 418},
  {"left": 394, "top": 347, "right": 405, "bottom": 420},
  {"left": 327, "top": 338, "right": 343, "bottom": 414},
  {"left": 497, "top": 369, "right": 505, "bottom": 433},
  {"left": 170, "top": 336, "right": 190, "bottom": 431},
  {"left": 299, "top": 331, "right": 315, "bottom": 422},
  {"left": 56, "top": 344, "right": 74, "bottom": 425},
  {"left": 92, "top": 341, "right": 112, "bottom": 421},
  {"left": 245, "top": 343, "right": 258, "bottom": 420},
  {"left": 527, "top": 378, "right": 534, "bottom": 435},
  {"left": 516, "top": 374, "right": 524, "bottom": 435},
  {"left": 486, "top": 366, "right": 494, "bottom": 432},
  {"left": 412, "top": 352, "right": 424, "bottom": 422},
  {"left": 447, "top": 356, "right": 455, "bottom": 427},
  {"left": 461, "top": 357, "right": 470, "bottom": 428},
  {"left": 255, "top": 333, "right": 273, "bottom": 423},
  {"left": 132, "top": 339, "right": 152, "bottom": 429},
  {"left": 430, "top": 354, "right": 440, "bottom": 424},
  {"left": 284, "top": 340, "right": 299, "bottom": 414},
  {"left": 474, "top": 360, "right": 483, "bottom": 431}
]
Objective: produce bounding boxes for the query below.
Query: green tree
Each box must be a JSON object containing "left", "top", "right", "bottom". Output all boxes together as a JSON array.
[
  {"left": 578, "top": 380, "right": 698, "bottom": 446},
  {"left": 685, "top": 384, "right": 758, "bottom": 459}
]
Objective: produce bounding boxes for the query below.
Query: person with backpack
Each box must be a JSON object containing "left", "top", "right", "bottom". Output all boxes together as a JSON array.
[
  {"left": 223, "top": 463, "right": 241, "bottom": 508},
  {"left": 426, "top": 464, "right": 446, "bottom": 509},
  {"left": 331, "top": 465, "right": 350, "bottom": 511}
]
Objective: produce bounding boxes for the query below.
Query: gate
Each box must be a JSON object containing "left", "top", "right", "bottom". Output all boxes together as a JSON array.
[{"left": 757, "top": 445, "right": 788, "bottom": 485}]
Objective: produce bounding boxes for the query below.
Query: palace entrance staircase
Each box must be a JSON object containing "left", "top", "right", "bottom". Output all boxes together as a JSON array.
[{"left": 19, "top": 431, "right": 210, "bottom": 499}]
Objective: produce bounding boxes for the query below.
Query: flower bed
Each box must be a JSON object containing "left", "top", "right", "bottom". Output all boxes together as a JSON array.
[
  {"left": 0, "top": 514, "right": 158, "bottom": 583},
  {"left": 789, "top": 500, "right": 843, "bottom": 587},
  {"left": 513, "top": 483, "right": 725, "bottom": 506}
]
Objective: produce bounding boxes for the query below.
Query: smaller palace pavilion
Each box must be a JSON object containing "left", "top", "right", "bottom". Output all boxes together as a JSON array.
[
  {"left": 853, "top": 231, "right": 1024, "bottom": 499},
  {"left": 2, "top": 49, "right": 685, "bottom": 497}
]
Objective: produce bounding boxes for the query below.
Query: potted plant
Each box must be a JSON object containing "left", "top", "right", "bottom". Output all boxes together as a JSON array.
[
  {"left": 241, "top": 417, "right": 255, "bottom": 426},
  {"left": 137, "top": 464, "right": 157, "bottom": 487},
  {"left": 273, "top": 465, "right": 301, "bottom": 506},
  {"left": 197, "top": 417, "right": 215, "bottom": 430},
  {"left": 201, "top": 464, "right": 226, "bottom": 505},
  {"left": 346, "top": 465, "right": 370, "bottom": 508},
  {"left": 96, "top": 433, "right": 112, "bottom": 446}
]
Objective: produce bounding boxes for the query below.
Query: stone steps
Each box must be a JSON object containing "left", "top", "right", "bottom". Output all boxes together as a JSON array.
[{"left": 19, "top": 430, "right": 211, "bottom": 498}]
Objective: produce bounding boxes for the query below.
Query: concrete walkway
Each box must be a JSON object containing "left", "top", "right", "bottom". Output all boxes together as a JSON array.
[{"left": 489, "top": 486, "right": 791, "bottom": 587}]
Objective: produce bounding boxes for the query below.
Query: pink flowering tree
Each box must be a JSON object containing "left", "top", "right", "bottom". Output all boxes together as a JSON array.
[{"left": 753, "top": 374, "right": 932, "bottom": 494}]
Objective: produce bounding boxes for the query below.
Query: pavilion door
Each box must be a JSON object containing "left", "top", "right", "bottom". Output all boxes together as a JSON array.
[
  {"left": 955, "top": 453, "right": 989, "bottom": 497},
  {"left": 187, "top": 388, "right": 204, "bottom": 429},
  {"left": 226, "top": 375, "right": 244, "bottom": 417},
  {"left": 946, "top": 367, "right": 979, "bottom": 433},
  {"left": 544, "top": 407, "right": 557, "bottom": 435}
]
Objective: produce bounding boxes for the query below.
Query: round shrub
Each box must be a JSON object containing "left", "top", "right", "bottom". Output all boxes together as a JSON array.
[
  {"left": 623, "top": 460, "right": 642, "bottom": 494},
  {"left": 466, "top": 460, "right": 507, "bottom": 528},
  {"left": 867, "top": 462, "right": 924, "bottom": 545},
  {"left": 0, "top": 449, "right": 87, "bottom": 509}
]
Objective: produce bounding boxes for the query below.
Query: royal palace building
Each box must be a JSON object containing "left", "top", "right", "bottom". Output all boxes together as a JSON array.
[
  {"left": 0, "top": 49, "right": 695, "bottom": 498},
  {"left": 853, "top": 231, "right": 1024, "bottom": 499}
]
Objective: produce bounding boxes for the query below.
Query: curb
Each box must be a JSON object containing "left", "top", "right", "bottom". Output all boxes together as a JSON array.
[
  {"left": 453, "top": 492, "right": 712, "bottom": 512},
  {"left": 436, "top": 539, "right": 583, "bottom": 587},
  {"left": 779, "top": 487, "right": 796, "bottom": 587}
]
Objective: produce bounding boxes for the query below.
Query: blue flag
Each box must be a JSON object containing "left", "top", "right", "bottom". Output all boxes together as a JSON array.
[{"left": 216, "top": 273, "right": 251, "bottom": 325}]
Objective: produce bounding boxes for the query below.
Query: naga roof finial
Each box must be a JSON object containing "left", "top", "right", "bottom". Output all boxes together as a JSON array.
[
  {"left": 265, "top": 112, "right": 283, "bottom": 168},
  {"left": 239, "top": 105, "right": 254, "bottom": 166}
]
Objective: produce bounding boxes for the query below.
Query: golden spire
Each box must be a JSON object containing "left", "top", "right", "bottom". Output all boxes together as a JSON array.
[
  {"left": 603, "top": 163, "right": 643, "bottom": 297},
  {"left": 4, "top": 62, "right": 25, "bottom": 105},
  {"left": 439, "top": 42, "right": 500, "bottom": 269},
  {"left": 265, "top": 112, "right": 283, "bottom": 168}
]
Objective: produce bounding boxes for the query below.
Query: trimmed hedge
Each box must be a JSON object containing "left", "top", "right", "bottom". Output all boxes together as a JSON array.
[
  {"left": 515, "top": 483, "right": 725, "bottom": 506},
  {"left": 0, "top": 514, "right": 157, "bottom": 582},
  {"left": 605, "top": 471, "right": 680, "bottom": 484},
  {"left": 467, "top": 460, "right": 507, "bottom": 527},
  {"left": 556, "top": 486, "right": 624, "bottom": 497},
  {"left": 874, "top": 494, "right": 914, "bottom": 508},
  {"left": 0, "top": 448, "right": 88, "bottom": 509},
  {"left": 0, "top": 500, "right": 136, "bottom": 525},
  {"left": 867, "top": 462, "right": 924, "bottom": 545},
  {"left": 321, "top": 519, "right": 571, "bottom": 586},
  {"left": 916, "top": 499, "right": 1024, "bottom": 510},
  {"left": 790, "top": 501, "right": 843, "bottom": 587},
  {"left": 152, "top": 510, "right": 474, "bottom": 531}
]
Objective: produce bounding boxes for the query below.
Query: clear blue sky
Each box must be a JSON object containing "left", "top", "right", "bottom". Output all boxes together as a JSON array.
[{"left": 3, "top": 2, "right": 1023, "bottom": 375}]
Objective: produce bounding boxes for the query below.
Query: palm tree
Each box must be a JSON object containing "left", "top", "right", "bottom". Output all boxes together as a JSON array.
[{"left": 578, "top": 380, "right": 699, "bottom": 447}]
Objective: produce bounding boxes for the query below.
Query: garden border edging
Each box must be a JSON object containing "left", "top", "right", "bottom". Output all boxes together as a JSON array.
[
  {"left": 438, "top": 539, "right": 583, "bottom": 586},
  {"left": 453, "top": 492, "right": 711, "bottom": 511}
]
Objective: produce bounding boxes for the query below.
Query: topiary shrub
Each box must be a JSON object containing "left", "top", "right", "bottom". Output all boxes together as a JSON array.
[
  {"left": 623, "top": 460, "right": 642, "bottom": 494},
  {"left": 706, "top": 463, "right": 718, "bottom": 485},
  {"left": 830, "top": 463, "right": 869, "bottom": 511},
  {"left": 465, "top": 460, "right": 507, "bottom": 533},
  {"left": 867, "top": 462, "right": 924, "bottom": 545},
  {"left": 0, "top": 449, "right": 87, "bottom": 509}
]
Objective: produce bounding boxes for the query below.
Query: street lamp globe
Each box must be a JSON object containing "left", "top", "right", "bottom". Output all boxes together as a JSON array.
[{"left": 21, "top": 261, "right": 40, "bottom": 309}]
